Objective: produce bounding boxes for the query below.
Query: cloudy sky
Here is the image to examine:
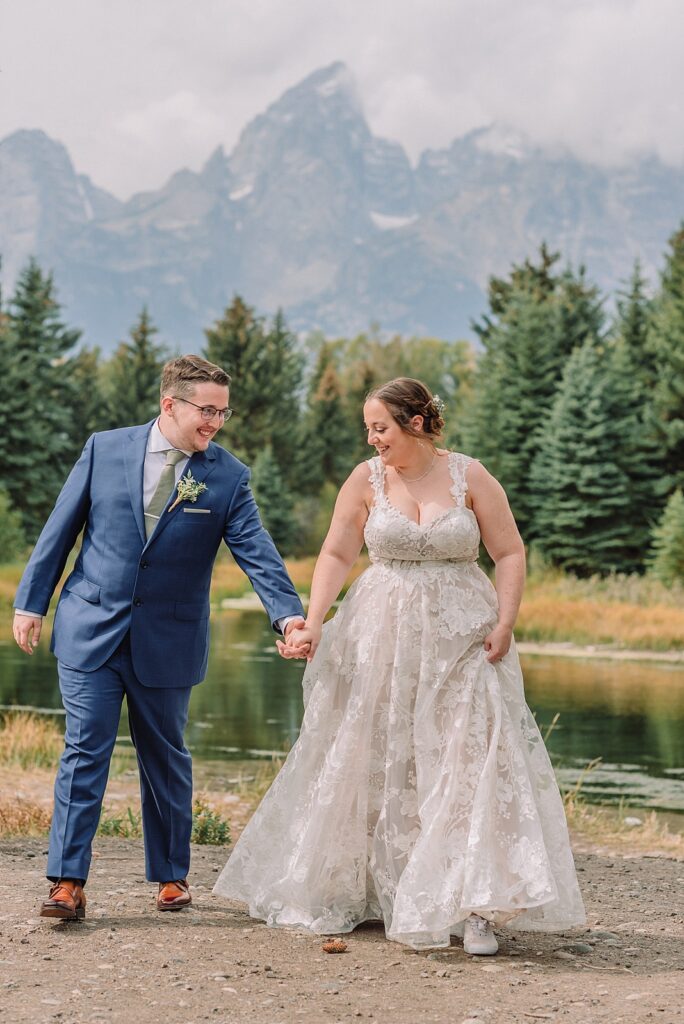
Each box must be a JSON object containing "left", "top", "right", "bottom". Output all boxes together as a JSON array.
[{"left": 2, "top": 0, "right": 682, "bottom": 199}]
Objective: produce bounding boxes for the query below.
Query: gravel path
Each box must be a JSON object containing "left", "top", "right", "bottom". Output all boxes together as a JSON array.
[{"left": 1, "top": 837, "right": 682, "bottom": 1024}]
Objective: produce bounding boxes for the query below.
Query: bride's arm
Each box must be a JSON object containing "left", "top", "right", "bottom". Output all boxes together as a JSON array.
[
  {"left": 281, "top": 463, "right": 371, "bottom": 660},
  {"left": 467, "top": 461, "right": 526, "bottom": 663}
]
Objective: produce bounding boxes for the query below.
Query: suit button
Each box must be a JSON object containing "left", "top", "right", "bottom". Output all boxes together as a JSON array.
[
  {"left": 134, "top": 598, "right": 143, "bottom": 607},
  {"left": 140, "top": 561, "right": 149, "bottom": 569}
]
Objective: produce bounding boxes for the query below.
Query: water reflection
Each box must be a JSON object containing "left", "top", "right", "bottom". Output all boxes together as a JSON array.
[{"left": 1, "top": 614, "right": 683, "bottom": 811}]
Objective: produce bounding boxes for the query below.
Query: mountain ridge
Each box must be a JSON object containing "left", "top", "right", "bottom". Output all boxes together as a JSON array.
[{"left": 1, "top": 62, "right": 682, "bottom": 349}]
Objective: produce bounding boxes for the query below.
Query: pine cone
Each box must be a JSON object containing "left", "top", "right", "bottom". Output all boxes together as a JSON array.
[{"left": 322, "top": 938, "right": 348, "bottom": 954}]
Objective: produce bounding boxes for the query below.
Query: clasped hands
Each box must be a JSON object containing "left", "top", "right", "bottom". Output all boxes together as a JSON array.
[{"left": 277, "top": 619, "right": 320, "bottom": 662}]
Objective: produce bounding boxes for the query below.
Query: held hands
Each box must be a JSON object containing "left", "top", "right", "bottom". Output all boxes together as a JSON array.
[
  {"left": 276, "top": 620, "right": 321, "bottom": 662},
  {"left": 13, "top": 613, "right": 43, "bottom": 655},
  {"left": 484, "top": 622, "right": 513, "bottom": 663}
]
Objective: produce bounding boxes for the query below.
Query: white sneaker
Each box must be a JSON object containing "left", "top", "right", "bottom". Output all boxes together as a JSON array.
[{"left": 463, "top": 914, "right": 499, "bottom": 955}]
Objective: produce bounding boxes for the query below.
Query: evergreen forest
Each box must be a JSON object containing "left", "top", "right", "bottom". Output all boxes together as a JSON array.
[{"left": 1, "top": 223, "right": 683, "bottom": 584}]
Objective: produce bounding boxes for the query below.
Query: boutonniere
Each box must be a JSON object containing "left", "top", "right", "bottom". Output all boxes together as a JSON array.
[{"left": 168, "top": 472, "right": 208, "bottom": 512}]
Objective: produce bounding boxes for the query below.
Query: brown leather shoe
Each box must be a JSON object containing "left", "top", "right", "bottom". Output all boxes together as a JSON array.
[
  {"left": 40, "top": 880, "right": 86, "bottom": 920},
  {"left": 157, "top": 879, "right": 191, "bottom": 911}
]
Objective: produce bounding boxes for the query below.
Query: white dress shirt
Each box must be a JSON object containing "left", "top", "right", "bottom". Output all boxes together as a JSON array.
[{"left": 143, "top": 419, "right": 191, "bottom": 506}]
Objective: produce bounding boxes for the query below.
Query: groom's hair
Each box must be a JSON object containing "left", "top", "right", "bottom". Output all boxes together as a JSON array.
[{"left": 160, "top": 354, "right": 231, "bottom": 399}]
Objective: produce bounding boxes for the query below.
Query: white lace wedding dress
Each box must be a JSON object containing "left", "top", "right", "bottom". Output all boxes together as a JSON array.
[{"left": 213, "top": 453, "right": 585, "bottom": 948}]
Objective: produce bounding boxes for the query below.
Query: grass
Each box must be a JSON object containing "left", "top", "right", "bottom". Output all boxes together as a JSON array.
[
  {"left": 0, "top": 798, "right": 52, "bottom": 836},
  {"left": 564, "top": 795, "right": 684, "bottom": 857},
  {"left": 0, "top": 711, "right": 132, "bottom": 776},
  {"left": 516, "top": 570, "right": 684, "bottom": 651},
  {"left": 0, "top": 712, "right": 64, "bottom": 769},
  {"left": 97, "top": 796, "right": 231, "bottom": 845},
  {"left": 0, "top": 796, "right": 231, "bottom": 844}
]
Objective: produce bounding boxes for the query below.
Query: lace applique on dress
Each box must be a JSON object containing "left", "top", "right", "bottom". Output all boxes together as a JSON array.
[{"left": 448, "top": 451, "right": 473, "bottom": 508}]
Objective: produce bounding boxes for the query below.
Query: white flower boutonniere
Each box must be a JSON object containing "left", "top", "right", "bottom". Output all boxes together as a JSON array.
[{"left": 168, "top": 471, "right": 208, "bottom": 513}]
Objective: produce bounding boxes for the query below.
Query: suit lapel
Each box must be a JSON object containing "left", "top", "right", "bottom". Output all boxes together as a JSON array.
[
  {"left": 124, "top": 422, "right": 154, "bottom": 545},
  {"left": 145, "top": 447, "right": 218, "bottom": 546}
]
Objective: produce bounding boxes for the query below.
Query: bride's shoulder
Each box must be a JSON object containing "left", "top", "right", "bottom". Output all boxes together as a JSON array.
[{"left": 343, "top": 461, "right": 376, "bottom": 494}]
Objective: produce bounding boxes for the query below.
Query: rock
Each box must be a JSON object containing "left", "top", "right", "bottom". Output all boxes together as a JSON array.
[
  {"left": 556, "top": 942, "right": 593, "bottom": 955},
  {"left": 623, "top": 817, "right": 643, "bottom": 827}
]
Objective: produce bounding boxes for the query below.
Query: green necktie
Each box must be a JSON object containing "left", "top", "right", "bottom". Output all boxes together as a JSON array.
[{"left": 144, "top": 449, "right": 186, "bottom": 539}]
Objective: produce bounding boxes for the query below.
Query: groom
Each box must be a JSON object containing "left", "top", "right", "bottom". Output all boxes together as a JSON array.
[{"left": 13, "top": 354, "right": 305, "bottom": 919}]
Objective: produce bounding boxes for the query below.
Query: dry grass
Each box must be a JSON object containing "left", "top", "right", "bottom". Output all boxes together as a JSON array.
[
  {"left": 0, "top": 712, "right": 64, "bottom": 769},
  {"left": 0, "top": 712, "right": 133, "bottom": 777},
  {"left": 519, "top": 574, "right": 684, "bottom": 651},
  {"left": 565, "top": 799, "right": 684, "bottom": 857},
  {"left": 560, "top": 756, "right": 684, "bottom": 856},
  {"left": 0, "top": 798, "right": 52, "bottom": 836}
]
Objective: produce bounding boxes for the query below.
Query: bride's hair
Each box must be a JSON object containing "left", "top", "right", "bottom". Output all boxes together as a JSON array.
[{"left": 367, "top": 377, "right": 445, "bottom": 440}]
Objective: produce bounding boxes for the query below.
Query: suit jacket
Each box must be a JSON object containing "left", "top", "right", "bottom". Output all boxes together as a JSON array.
[{"left": 14, "top": 421, "right": 304, "bottom": 687}]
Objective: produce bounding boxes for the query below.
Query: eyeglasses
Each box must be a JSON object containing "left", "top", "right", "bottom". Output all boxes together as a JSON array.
[{"left": 173, "top": 396, "right": 232, "bottom": 422}]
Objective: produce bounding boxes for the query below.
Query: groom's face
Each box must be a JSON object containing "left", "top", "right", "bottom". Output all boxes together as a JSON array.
[{"left": 161, "top": 382, "right": 230, "bottom": 452}]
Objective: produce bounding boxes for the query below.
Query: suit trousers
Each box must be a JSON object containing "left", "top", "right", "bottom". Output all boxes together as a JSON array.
[{"left": 47, "top": 633, "right": 193, "bottom": 883}]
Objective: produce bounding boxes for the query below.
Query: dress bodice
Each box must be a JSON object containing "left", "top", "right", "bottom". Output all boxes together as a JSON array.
[{"left": 363, "top": 452, "right": 481, "bottom": 564}]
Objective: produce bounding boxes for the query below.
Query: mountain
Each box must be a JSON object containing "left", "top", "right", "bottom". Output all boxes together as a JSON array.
[{"left": 1, "top": 62, "right": 683, "bottom": 350}]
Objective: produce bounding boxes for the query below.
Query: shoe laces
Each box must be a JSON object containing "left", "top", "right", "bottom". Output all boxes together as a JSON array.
[{"left": 469, "top": 915, "right": 491, "bottom": 936}]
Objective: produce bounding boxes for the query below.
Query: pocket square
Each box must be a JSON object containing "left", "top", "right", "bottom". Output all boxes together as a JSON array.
[{"left": 182, "top": 507, "right": 211, "bottom": 514}]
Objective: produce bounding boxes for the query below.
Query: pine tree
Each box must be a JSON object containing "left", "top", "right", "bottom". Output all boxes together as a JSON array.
[
  {"left": 465, "top": 247, "right": 604, "bottom": 540},
  {"left": 297, "top": 343, "right": 357, "bottom": 493},
  {"left": 648, "top": 225, "right": 684, "bottom": 491},
  {"left": 531, "top": 340, "right": 655, "bottom": 575},
  {"left": 649, "top": 489, "right": 684, "bottom": 586},
  {"left": 615, "top": 260, "right": 655, "bottom": 392},
  {"left": 0, "top": 259, "right": 81, "bottom": 540},
  {"left": 202, "top": 299, "right": 270, "bottom": 462},
  {"left": 260, "top": 310, "right": 304, "bottom": 476},
  {"left": 251, "top": 444, "right": 296, "bottom": 555},
  {"left": 610, "top": 264, "right": 666, "bottom": 511},
  {"left": 102, "top": 307, "right": 166, "bottom": 427}
]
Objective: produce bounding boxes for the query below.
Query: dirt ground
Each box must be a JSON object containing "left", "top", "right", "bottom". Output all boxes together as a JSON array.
[{"left": 0, "top": 828, "right": 682, "bottom": 1024}]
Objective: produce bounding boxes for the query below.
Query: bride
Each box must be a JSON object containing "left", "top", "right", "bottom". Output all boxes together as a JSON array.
[{"left": 213, "top": 378, "right": 585, "bottom": 954}]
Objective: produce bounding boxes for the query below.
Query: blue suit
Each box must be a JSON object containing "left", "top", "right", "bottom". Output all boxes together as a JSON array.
[{"left": 15, "top": 421, "right": 304, "bottom": 882}]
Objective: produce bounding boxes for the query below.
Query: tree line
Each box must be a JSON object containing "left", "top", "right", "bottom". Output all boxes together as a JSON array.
[{"left": 0, "top": 224, "right": 682, "bottom": 583}]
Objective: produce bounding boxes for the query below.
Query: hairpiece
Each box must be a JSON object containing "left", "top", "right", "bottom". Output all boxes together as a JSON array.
[{"left": 432, "top": 394, "right": 445, "bottom": 416}]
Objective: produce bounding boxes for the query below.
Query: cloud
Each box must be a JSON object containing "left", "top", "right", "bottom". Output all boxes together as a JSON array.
[{"left": 1, "top": 0, "right": 682, "bottom": 197}]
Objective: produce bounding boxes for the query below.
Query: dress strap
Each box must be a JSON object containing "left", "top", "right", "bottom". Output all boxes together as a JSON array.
[
  {"left": 367, "top": 456, "right": 387, "bottom": 504},
  {"left": 448, "top": 452, "right": 474, "bottom": 508}
]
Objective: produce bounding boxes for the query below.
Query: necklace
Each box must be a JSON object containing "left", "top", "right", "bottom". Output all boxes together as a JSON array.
[{"left": 396, "top": 452, "right": 436, "bottom": 483}]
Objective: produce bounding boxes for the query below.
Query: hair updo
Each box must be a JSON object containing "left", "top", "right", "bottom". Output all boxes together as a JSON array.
[{"left": 366, "top": 377, "right": 445, "bottom": 441}]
